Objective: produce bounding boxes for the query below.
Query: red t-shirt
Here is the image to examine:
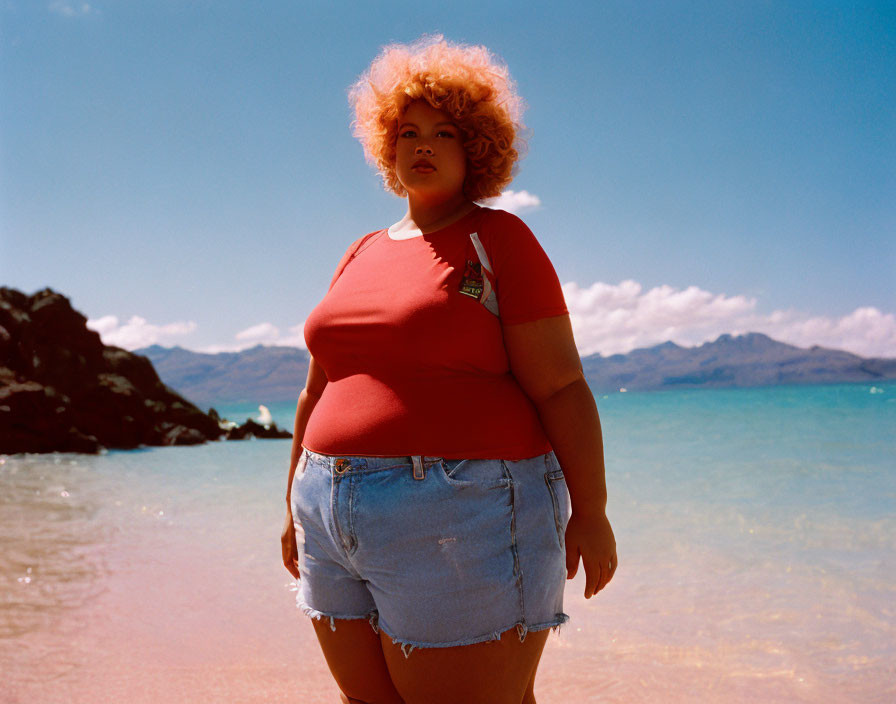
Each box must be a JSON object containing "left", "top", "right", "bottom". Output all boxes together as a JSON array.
[{"left": 302, "top": 206, "right": 569, "bottom": 459}]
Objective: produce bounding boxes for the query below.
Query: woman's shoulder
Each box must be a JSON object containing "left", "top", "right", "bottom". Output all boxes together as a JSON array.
[
  {"left": 344, "top": 228, "right": 387, "bottom": 257},
  {"left": 328, "top": 229, "right": 386, "bottom": 286},
  {"left": 477, "top": 207, "right": 537, "bottom": 248},
  {"left": 476, "top": 207, "right": 558, "bottom": 275},
  {"left": 478, "top": 206, "right": 529, "bottom": 228}
]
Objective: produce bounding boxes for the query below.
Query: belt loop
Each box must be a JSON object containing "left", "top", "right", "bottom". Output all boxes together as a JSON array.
[{"left": 411, "top": 455, "right": 425, "bottom": 480}]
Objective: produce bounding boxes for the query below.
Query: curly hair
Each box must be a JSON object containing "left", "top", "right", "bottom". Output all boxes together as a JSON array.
[{"left": 348, "top": 34, "right": 527, "bottom": 201}]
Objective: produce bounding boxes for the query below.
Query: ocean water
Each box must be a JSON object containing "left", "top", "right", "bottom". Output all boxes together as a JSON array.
[
  {"left": 1, "top": 382, "right": 894, "bottom": 703},
  {"left": 211, "top": 400, "right": 299, "bottom": 430}
]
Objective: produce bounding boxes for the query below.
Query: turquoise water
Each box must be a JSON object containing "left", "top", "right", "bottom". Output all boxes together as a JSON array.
[
  {"left": 211, "top": 399, "right": 298, "bottom": 429},
  {"left": 2, "top": 381, "right": 894, "bottom": 703},
  {"left": 217, "top": 381, "right": 896, "bottom": 521},
  {"left": 599, "top": 382, "right": 896, "bottom": 519}
]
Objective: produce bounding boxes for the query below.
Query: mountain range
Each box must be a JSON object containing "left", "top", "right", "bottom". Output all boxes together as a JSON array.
[{"left": 137, "top": 333, "right": 896, "bottom": 407}]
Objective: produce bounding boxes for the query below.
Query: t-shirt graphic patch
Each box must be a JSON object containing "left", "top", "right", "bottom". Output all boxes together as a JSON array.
[{"left": 458, "top": 260, "right": 484, "bottom": 299}]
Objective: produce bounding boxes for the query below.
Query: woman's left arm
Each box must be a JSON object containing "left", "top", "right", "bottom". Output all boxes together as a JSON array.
[{"left": 503, "top": 313, "right": 618, "bottom": 598}]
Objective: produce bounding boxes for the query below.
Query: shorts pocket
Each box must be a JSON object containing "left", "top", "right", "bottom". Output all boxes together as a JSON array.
[
  {"left": 438, "top": 458, "right": 509, "bottom": 489},
  {"left": 544, "top": 468, "right": 569, "bottom": 549},
  {"left": 296, "top": 448, "right": 310, "bottom": 475},
  {"left": 290, "top": 450, "right": 317, "bottom": 522},
  {"left": 290, "top": 449, "right": 308, "bottom": 490}
]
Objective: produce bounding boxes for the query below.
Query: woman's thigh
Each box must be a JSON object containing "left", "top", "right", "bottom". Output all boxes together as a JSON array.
[
  {"left": 311, "top": 617, "right": 545, "bottom": 704},
  {"left": 310, "top": 616, "right": 404, "bottom": 704},
  {"left": 380, "top": 624, "right": 549, "bottom": 704}
]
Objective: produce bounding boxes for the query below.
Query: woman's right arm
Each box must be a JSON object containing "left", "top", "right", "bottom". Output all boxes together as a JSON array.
[
  {"left": 282, "top": 354, "right": 328, "bottom": 579},
  {"left": 285, "top": 354, "right": 329, "bottom": 507}
]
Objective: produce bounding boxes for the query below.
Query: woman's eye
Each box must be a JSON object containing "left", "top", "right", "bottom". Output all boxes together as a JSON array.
[
  {"left": 437, "top": 130, "right": 455, "bottom": 138},
  {"left": 400, "top": 130, "right": 416, "bottom": 138}
]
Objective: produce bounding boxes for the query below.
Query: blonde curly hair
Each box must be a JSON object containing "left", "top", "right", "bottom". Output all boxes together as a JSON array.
[{"left": 348, "top": 34, "right": 527, "bottom": 200}]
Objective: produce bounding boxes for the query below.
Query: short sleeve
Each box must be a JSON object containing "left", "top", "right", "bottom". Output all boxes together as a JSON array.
[
  {"left": 485, "top": 210, "right": 569, "bottom": 325},
  {"left": 326, "top": 231, "right": 381, "bottom": 292}
]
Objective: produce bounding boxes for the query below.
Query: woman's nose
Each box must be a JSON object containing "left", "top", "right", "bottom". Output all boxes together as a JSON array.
[{"left": 415, "top": 145, "right": 433, "bottom": 155}]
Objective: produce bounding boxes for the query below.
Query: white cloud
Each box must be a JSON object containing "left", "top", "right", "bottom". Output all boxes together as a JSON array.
[
  {"left": 479, "top": 189, "right": 541, "bottom": 214},
  {"left": 735, "top": 306, "right": 896, "bottom": 358},
  {"left": 281, "top": 322, "right": 308, "bottom": 347},
  {"left": 235, "top": 322, "right": 280, "bottom": 343},
  {"left": 87, "top": 315, "right": 197, "bottom": 350},
  {"left": 197, "top": 320, "right": 308, "bottom": 354},
  {"left": 563, "top": 280, "right": 896, "bottom": 358},
  {"left": 49, "top": 1, "right": 94, "bottom": 17},
  {"left": 87, "top": 288, "right": 894, "bottom": 360},
  {"left": 233, "top": 320, "right": 306, "bottom": 348}
]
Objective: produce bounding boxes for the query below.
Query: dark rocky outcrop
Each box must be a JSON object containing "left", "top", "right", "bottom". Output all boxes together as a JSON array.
[
  {"left": 205, "top": 407, "right": 292, "bottom": 440},
  {"left": 223, "top": 418, "right": 292, "bottom": 440},
  {"left": 0, "top": 287, "right": 225, "bottom": 454}
]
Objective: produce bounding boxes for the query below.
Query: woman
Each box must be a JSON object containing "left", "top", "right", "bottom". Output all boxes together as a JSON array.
[{"left": 280, "top": 35, "right": 616, "bottom": 704}]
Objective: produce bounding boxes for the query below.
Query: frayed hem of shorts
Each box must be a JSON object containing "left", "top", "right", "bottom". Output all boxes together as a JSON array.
[
  {"left": 296, "top": 597, "right": 380, "bottom": 635},
  {"left": 378, "top": 613, "right": 571, "bottom": 660},
  {"left": 525, "top": 613, "right": 570, "bottom": 639}
]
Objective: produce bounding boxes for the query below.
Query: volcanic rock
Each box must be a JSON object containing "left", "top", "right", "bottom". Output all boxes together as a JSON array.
[{"left": 0, "top": 287, "right": 223, "bottom": 454}]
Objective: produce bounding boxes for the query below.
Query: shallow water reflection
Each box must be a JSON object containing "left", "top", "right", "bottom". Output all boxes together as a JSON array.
[{"left": 0, "top": 455, "right": 116, "bottom": 683}]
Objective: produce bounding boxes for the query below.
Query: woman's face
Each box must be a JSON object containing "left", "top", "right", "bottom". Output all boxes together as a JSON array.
[{"left": 394, "top": 100, "right": 467, "bottom": 200}]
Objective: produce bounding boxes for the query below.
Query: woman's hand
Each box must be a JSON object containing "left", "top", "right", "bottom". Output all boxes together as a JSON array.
[
  {"left": 565, "top": 510, "right": 617, "bottom": 598},
  {"left": 281, "top": 509, "right": 301, "bottom": 580}
]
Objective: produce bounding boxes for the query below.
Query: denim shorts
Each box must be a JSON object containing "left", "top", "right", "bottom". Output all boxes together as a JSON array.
[{"left": 290, "top": 448, "right": 571, "bottom": 658}]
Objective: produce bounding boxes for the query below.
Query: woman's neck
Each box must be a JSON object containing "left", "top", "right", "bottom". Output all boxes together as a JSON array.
[{"left": 401, "top": 193, "right": 478, "bottom": 234}]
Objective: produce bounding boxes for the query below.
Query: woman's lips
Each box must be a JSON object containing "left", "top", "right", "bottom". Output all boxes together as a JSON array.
[{"left": 412, "top": 159, "right": 435, "bottom": 172}]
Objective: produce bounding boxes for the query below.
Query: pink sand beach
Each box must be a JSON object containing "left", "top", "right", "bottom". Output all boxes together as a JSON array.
[{"left": 2, "top": 427, "right": 892, "bottom": 703}]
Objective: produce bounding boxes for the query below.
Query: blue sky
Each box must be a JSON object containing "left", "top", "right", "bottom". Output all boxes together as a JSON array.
[{"left": 2, "top": 0, "right": 894, "bottom": 357}]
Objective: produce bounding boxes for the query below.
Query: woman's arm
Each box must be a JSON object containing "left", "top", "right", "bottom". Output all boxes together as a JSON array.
[
  {"left": 285, "top": 354, "right": 329, "bottom": 506},
  {"left": 282, "top": 354, "right": 329, "bottom": 578},
  {"left": 502, "top": 313, "right": 618, "bottom": 597}
]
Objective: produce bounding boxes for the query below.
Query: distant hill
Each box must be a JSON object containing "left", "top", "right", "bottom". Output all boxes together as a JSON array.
[
  {"left": 137, "top": 333, "right": 896, "bottom": 406},
  {"left": 580, "top": 333, "right": 896, "bottom": 391},
  {"left": 136, "top": 344, "right": 310, "bottom": 407}
]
